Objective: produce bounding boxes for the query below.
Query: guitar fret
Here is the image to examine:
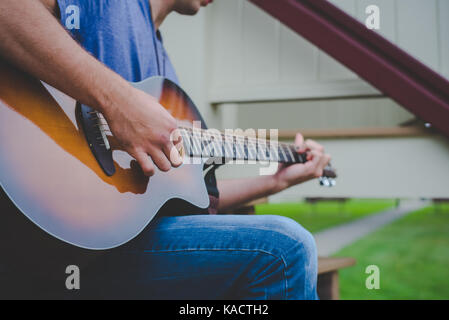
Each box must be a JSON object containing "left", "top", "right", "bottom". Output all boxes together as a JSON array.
[
  {"left": 235, "top": 136, "right": 246, "bottom": 160},
  {"left": 290, "top": 145, "right": 302, "bottom": 163},
  {"left": 192, "top": 134, "right": 202, "bottom": 156},
  {"left": 200, "top": 134, "right": 210, "bottom": 158},
  {"left": 234, "top": 138, "right": 243, "bottom": 159},
  {"left": 257, "top": 140, "right": 268, "bottom": 162},
  {"left": 218, "top": 135, "right": 226, "bottom": 159},
  {"left": 200, "top": 132, "right": 209, "bottom": 158},
  {"left": 243, "top": 138, "right": 249, "bottom": 160},
  {"left": 285, "top": 145, "right": 295, "bottom": 163},
  {"left": 289, "top": 145, "right": 305, "bottom": 163},
  {"left": 209, "top": 133, "right": 222, "bottom": 158},
  {"left": 215, "top": 139, "right": 224, "bottom": 158},
  {"left": 181, "top": 131, "right": 194, "bottom": 156},
  {"left": 278, "top": 145, "right": 287, "bottom": 163},
  {"left": 224, "top": 135, "right": 234, "bottom": 159},
  {"left": 269, "top": 143, "right": 279, "bottom": 162},
  {"left": 282, "top": 145, "right": 292, "bottom": 163},
  {"left": 207, "top": 131, "right": 225, "bottom": 158},
  {"left": 247, "top": 140, "right": 257, "bottom": 160}
]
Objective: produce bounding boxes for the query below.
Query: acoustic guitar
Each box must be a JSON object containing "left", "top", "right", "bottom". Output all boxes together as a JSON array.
[{"left": 0, "top": 61, "right": 336, "bottom": 250}]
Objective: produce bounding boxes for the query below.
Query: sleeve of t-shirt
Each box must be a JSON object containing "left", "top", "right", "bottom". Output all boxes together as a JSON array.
[{"left": 56, "top": 0, "right": 97, "bottom": 40}]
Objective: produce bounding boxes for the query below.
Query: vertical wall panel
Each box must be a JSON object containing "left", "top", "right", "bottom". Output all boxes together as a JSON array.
[
  {"left": 204, "top": 0, "right": 447, "bottom": 102},
  {"left": 439, "top": 0, "right": 449, "bottom": 79},
  {"left": 242, "top": 1, "right": 279, "bottom": 84},
  {"left": 396, "top": 0, "right": 439, "bottom": 71},
  {"left": 318, "top": 0, "right": 358, "bottom": 81},
  {"left": 279, "top": 24, "right": 319, "bottom": 83},
  {"left": 208, "top": 0, "right": 244, "bottom": 87}
]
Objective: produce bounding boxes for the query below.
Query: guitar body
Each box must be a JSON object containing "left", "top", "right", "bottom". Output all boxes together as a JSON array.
[{"left": 0, "top": 61, "right": 209, "bottom": 250}]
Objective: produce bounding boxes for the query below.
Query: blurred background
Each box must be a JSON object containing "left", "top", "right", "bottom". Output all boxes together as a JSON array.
[{"left": 161, "top": 0, "right": 449, "bottom": 299}]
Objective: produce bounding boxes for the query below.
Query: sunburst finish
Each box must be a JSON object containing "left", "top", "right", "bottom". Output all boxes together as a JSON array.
[{"left": 0, "top": 61, "right": 209, "bottom": 249}]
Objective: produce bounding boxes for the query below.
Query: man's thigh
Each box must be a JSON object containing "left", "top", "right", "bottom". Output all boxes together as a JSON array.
[
  {"left": 0, "top": 213, "right": 316, "bottom": 299},
  {"left": 79, "top": 214, "right": 317, "bottom": 299}
]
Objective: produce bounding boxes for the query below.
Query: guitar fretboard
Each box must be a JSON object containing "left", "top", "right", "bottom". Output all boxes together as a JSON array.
[
  {"left": 178, "top": 127, "right": 306, "bottom": 164},
  {"left": 94, "top": 115, "right": 307, "bottom": 164}
]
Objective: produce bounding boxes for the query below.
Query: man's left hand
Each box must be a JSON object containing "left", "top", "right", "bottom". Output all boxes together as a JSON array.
[{"left": 272, "top": 133, "right": 331, "bottom": 193}]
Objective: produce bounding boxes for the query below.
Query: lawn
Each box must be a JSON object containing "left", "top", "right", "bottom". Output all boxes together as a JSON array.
[
  {"left": 255, "top": 199, "right": 396, "bottom": 233},
  {"left": 334, "top": 204, "right": 449, "bottom": 300}
]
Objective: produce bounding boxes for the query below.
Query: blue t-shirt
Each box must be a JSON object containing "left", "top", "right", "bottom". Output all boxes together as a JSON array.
[{"left": 57, "top": 0, "right": 179, "bottom": 83}]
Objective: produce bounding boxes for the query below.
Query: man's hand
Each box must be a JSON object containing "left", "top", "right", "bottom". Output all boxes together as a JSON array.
[
  {"left": 217, "top": 132, "right": 331, "bottom": 211},
  {"left": 272, "top": 133, "right": 331, "bottom": 192},
  {"left": 103, "top": 86, "right": 183, "bottom": 177}
]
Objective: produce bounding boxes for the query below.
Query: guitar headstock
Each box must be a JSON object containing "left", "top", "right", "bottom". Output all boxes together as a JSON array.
[{"left": 319, "top": 164, "right": 337, "bottom": 187}]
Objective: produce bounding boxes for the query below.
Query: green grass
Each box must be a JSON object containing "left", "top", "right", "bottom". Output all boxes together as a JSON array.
[
  {"left": 255, "top": 199, "right": 396, "bottom": 233},
  {"left": 335, "top": 204, "right": 449, "bottom": 300}
]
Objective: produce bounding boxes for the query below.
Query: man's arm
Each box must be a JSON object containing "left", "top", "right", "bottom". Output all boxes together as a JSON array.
[
  {"left": 217, "top": 175, "right": 279, "bottom": 211},
  {"left": 217, "top": 134, "right": 331, "bottom": 211},
  {"left": 0, "top": 0, "right": 182, "bottom": 176},
  {"left": 39, "top": 0, "right": 59, "bottom": 16}
]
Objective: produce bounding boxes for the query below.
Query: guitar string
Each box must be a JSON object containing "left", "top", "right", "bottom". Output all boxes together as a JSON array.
[
  {"left": 91, "top": 115, "right": 299, "bottom": 150},
  {"left": 90, "top": 113, "right": 335, "bottom": 176},
  {"left": 177, "top": 126, "right": 301, "bottom": 162},
  {"left": 90, "top": 114, "right": 304, "bottom": 163},
  {"left": 92, "top": 116, "right": 298, "bottom": 150}
]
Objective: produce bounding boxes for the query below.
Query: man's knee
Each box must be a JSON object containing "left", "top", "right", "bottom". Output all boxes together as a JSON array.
[
  {"left": 258, "top": 215, "right": 315, "bottom": 251},
  {"left": 261, "top": 215, "right": 317, "bottom": 270},
  {"left": 251, "top": 215, "right": 318, "bottom": 299}
]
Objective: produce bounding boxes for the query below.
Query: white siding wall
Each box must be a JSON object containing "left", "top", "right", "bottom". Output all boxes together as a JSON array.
[
  {"left": 205, "top": 0, "right": 449, "bottom": 103},
  {"left": 216, "top": 136, "right": 449, "bottom": 199},
  {"left": 220, "top": 97, "right": 413, "bottom": 131},
  {"left": 439, "top": 0, "right": 449, "bottom": 78}
]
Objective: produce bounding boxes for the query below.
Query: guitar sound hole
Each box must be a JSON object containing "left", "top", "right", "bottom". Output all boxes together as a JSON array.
[{"left": 77, "top": 103, "right": 116, "bottom": 176}]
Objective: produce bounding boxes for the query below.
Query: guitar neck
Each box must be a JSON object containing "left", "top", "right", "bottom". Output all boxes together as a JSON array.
[{"left": 178, "top": 127, "right": 307, "bottom": 164}]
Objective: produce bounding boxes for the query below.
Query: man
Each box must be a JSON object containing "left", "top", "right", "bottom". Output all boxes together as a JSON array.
[{"left": 0, "top": 0, "right": 331, "bottom": 299}]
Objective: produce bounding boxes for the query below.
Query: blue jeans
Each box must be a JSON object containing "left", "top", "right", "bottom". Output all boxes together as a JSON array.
[
  {"left": 1, "top": 214, "right": 318, "bottom": 299},
  {"left": 79, "top": 214, "right": 318, "bottom": 299}
]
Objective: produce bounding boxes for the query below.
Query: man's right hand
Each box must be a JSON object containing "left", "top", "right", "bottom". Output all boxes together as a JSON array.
[{"left": 102, "top": 86, "right": 183, "bottom": 177}]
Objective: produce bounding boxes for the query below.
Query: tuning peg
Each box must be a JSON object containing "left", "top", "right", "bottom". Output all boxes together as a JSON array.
[
  {"left": 319, "top": 177, "right": 330, "bottom": 187},
  {"left": 319, "top": 176, "right": 337, "bottom": 188}
]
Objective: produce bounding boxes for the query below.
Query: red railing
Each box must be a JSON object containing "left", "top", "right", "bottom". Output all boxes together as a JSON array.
[{"left": 249, "top": 0, "right": 449, "bottom": 138}]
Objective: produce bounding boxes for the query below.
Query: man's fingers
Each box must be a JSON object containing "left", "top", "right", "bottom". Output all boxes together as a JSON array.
[
  {"left": 295, "top": 133, "right": 304, "bottom": 144},
  {"left": 151, "top": 149, "right": 172, "bottom": 172},
  {"left": 314, "top": 153, "right": 331, "bottom": 178},
  {"left": 294, "top": 134, "right": 325, "bottom": 156},
  {"left": 164, "top": 142, "right": 183, "bottom": 168},
  {"left": 171, "top": 127, "right": 183, "bottom": 145},
  {"left": 306, "top": 150, "right": 325, "bottom": 178},
  {"left": 132, "top": 150, "right": 155, "bottom": 176},
  {"left": 308, "top": 150, "right": 321, "bottom": 164},
  {"left": 166, "top": 129, "right": 183, "bottom": 167},
  {"left": 131, "top": 145, "right": 182, "bottom": 176},
  {"left": 319, "top": 154, "right": 331, "bottom": 171},
  {"left": 295, "top": 133, "right": 310, "bottom": 154},
  {"left": 305, "top": 139, "right": 324, "bottom": 152}
]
